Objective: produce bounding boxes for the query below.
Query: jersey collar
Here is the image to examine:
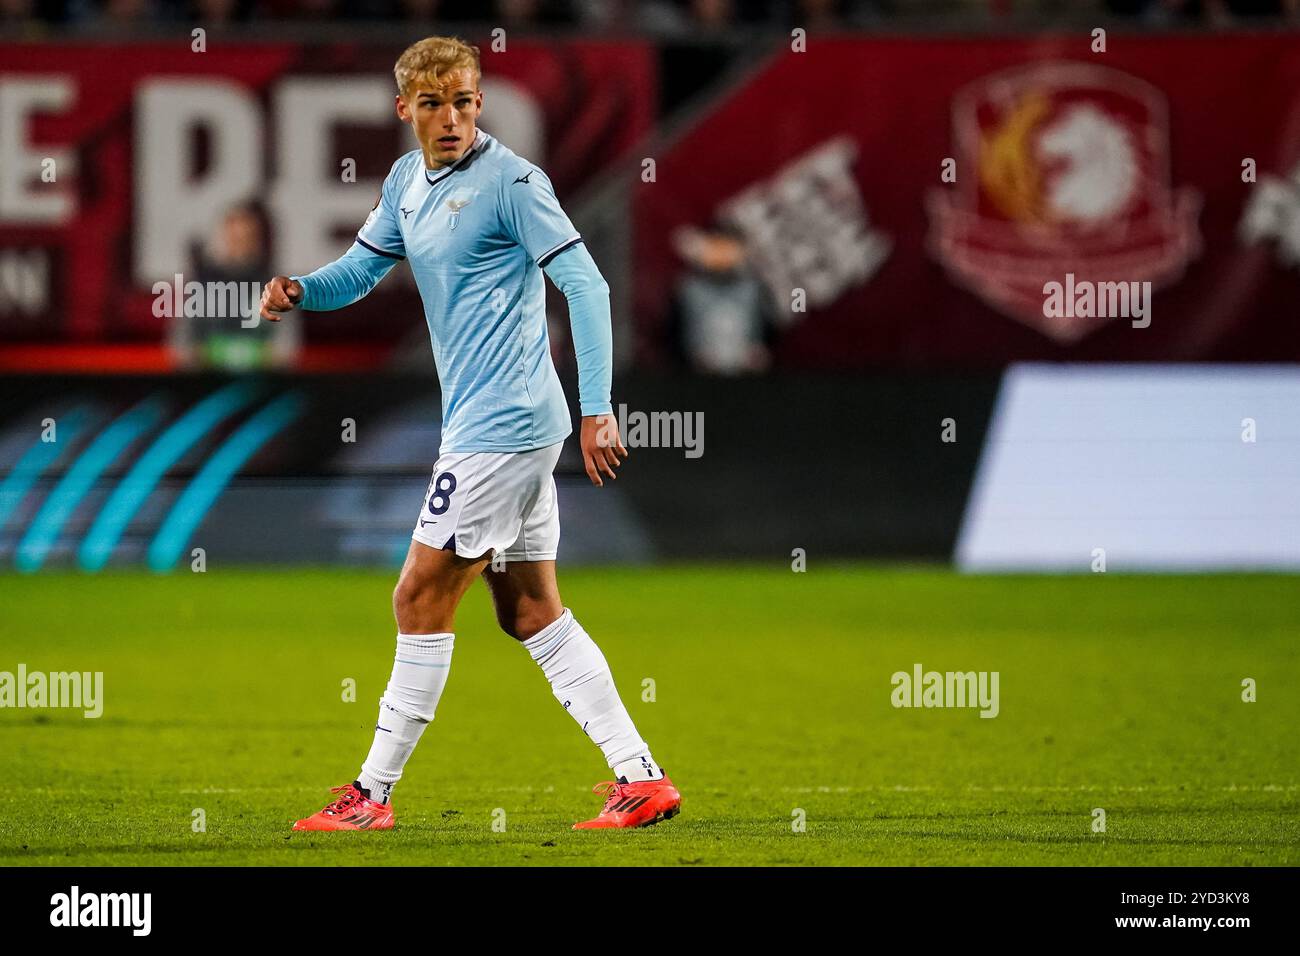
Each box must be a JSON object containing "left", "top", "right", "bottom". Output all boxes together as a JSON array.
[{"left": 424, "top": 128, "right": 490, "bottom": 186}]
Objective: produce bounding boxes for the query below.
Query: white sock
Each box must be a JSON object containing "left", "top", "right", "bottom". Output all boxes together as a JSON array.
[
  {"left": 522, "top": 609, "right": 663, "bottom": 780},
  {"left": 613, "top": 754, "right": 664, "bottom": 782},
  {"left": 357, "top": 632, "right": 454, "bottom": 803}
]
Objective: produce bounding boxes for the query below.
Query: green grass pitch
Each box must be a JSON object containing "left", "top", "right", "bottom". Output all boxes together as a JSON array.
[{"left": 1, "top": 565, "right": 1297, "bottom": 866}]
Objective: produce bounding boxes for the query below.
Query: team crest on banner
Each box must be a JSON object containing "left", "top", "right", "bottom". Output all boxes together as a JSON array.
[{"left": 927, "top": 62, "right": 1201, "bottom": 342}]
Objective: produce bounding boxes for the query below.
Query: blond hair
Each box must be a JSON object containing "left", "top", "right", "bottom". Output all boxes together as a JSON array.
[{"left": 394, "top": 36, "right": 481, "bottom": 97}]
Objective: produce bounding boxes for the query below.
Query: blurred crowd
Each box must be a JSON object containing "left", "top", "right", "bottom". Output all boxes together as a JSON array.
[{"left": 2, "top": 0, "right": 1297, "bottom": 32}]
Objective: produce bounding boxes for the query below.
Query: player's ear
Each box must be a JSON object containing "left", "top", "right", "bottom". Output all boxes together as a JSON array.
[{"left": 395, "top": 94, "right": 410, "bottom": 122}]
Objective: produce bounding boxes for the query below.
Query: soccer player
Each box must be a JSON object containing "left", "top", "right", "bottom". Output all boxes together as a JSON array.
[{"left": 260, "top": 36, "right": 680, "bottom": 832}]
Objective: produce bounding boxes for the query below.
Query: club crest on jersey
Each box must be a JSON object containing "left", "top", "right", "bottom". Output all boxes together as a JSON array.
[{"left": 446, "top": 196, "right": 473, "bottom": 230}]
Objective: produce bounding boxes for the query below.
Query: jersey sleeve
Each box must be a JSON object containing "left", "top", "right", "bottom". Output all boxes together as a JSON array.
[
  {"left": 292, "top": 241, "right": 400, "bottom": 312},
  {"left": 355, "top": 157, "right": 409, "bottom": 261},
  {"left": 543, "top": 242, "right": 612, "bottom": 417},
  {"left": 498, "top": 164, "right": 583, "bottom": 267}
]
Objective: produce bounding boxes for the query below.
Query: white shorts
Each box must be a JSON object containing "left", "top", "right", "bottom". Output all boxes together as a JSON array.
[{"left": 411, "top": 441, "right": 563, "bottom": 562}]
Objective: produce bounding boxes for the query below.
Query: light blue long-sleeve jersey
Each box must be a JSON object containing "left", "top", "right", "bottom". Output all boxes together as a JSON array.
[{"left": 292, "top": 128, "right": 612, "bottom": 453}]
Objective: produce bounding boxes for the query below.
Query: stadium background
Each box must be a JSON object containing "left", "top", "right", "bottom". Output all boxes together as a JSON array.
[{"left": 1, "top": 2, "right": 1298, "bottom": 868}]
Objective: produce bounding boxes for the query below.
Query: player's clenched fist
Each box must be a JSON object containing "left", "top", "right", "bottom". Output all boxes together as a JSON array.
[
  {"left": 259, "top": 276, "right": 303, "bottom": 322},
  {"left": 581, "top": 414, "right": 629, "bottom": 487}
]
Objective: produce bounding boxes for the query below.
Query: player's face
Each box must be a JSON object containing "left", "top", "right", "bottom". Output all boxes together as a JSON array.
[{"left": 396, "top": 69, "right": 483, "bottom": 169}]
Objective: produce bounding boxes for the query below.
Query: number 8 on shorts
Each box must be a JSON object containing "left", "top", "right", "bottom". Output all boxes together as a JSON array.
[{"left": 427, "top": 471, "right": 457, "bottom": 516}]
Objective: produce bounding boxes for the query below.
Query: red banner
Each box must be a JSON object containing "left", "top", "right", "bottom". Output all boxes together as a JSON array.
[
  {"left": 635, "top": 34, "right": 1300, "bottom": 367},
  {"left": 0, "top": 39, "right": 656, "bottom": 359}
]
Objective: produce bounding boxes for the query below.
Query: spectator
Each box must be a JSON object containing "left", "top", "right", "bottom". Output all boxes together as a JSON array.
[
  {"left": 689, "top": 0, "right": 736, "bottom": 30},
  {"left": 99, "top": 0, "right": 158, "bottom": 21},
  {"left": 0, "top": 0, "right": 66, "bottom": 32},
  {"left": 189, "top": 0, "right": 253, "bottom": 24},
  {"left": 489, "top": 0, "right": 577, "bottom": 25},
  {"left": 1207, "top": 0, "right": 1300, "bottom": 22},
  {"left": 1103, "top": 0, "right": 1201, "bottom": 23},
  {"left": 63, "top": 0, "right": 170, "bottom": 26},
  {"left": 788, "top": 0, "right": 846, "bottom": 30},
  {"left": 0, "top": 0, "right": 36, "bottom": 23},
  {"left": 393, "top": 0, "right": 440, "bottom": 19},
  {"left": 576, "top": 0, "right": 690, "bottom": 31},
  {"left": 171, "top": 203, "right": 300, "bottom": 372},
  {"left": 670, "top": 224, "right": 771, "bottom": 375}
]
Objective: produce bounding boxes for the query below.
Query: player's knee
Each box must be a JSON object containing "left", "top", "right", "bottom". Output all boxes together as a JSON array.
[
  {"left": 392, "top": 580, "right": 414, "bottom": 619},
  {"left": 498, "top": 604, "right": 561, "bottom": 641},
  {"left": 493, "top": 606, "right": 525, "bottom": 640}
]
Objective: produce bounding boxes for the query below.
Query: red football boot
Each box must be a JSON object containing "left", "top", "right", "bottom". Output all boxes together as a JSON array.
[
  {"left": 293, "top": 783, "right": 394, "bottom": 831},
  {"left": 573, "top": 773, "right": 682, "bottom": 830}
]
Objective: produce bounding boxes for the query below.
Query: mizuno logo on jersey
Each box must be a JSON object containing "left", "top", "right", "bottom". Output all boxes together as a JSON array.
[
  {"left": 400, "top": 207, "right": 414, "bottom": 219},
  {"left": 513, "top": 170, "right": 534, "bottom": 185}
]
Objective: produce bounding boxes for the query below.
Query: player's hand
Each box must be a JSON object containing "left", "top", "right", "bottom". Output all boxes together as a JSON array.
[
  {"left": 259, "top": 276, "right": 303, "bottom": 322},
  {"left": 580, "top": 414, "right": 628, "bottom": 487}
]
